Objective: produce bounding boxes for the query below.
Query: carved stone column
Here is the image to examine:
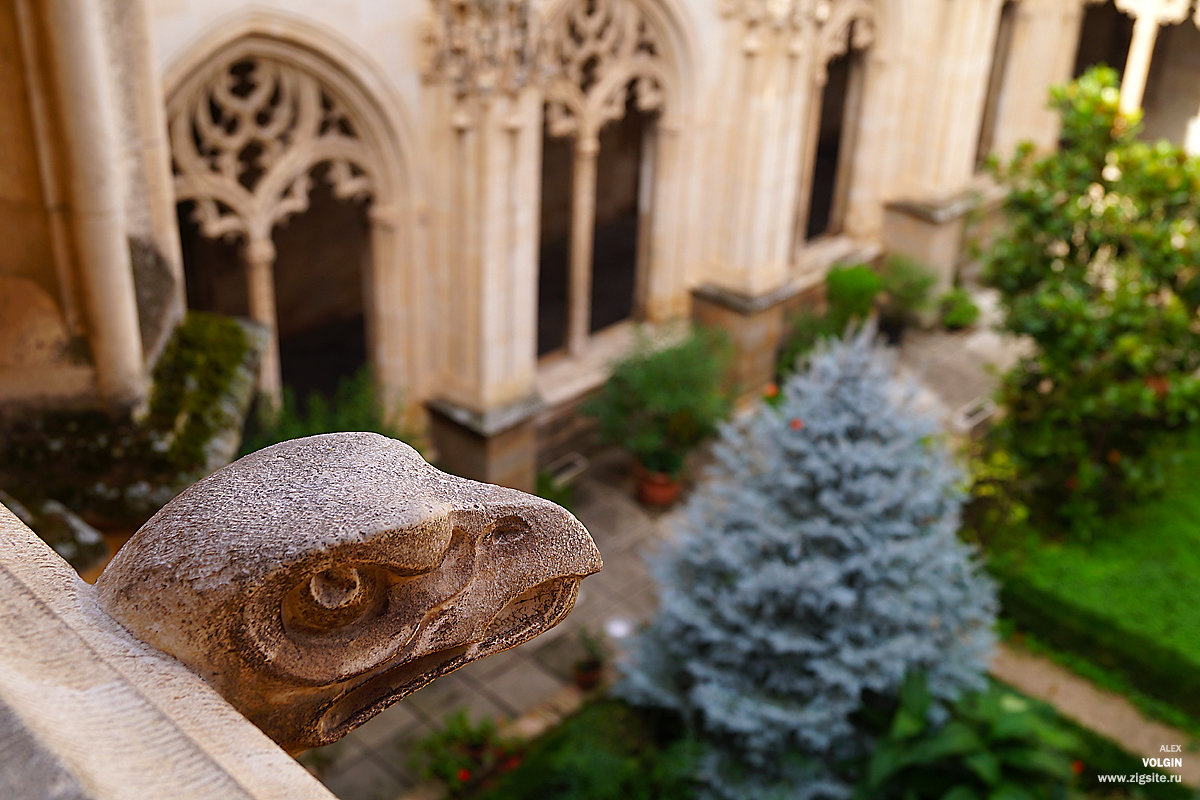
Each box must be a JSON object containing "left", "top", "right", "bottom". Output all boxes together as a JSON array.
[
  {"left": 1116, "top": 0, "right": 1190, "bottom": 114},
  {"left": 567, "top": 136, "right": 600, "bottom": 355},
  {"left": 242, "top": 238, "right": 281, "bottom": 404},
  {"left": 882, "top": 0, "right": 1006, "bottom": 293},
  {"left": 698, "top": 0, "right": 877, "bottom": 400},
  {"left": 989, "top": 0, "right": 1093, "bottom": 158},
  {"left": 422, "top": 0, "right": 542, "bottom": 490},
  {"left": 40, "top": 0, "right": 147, "bottom": 407}
]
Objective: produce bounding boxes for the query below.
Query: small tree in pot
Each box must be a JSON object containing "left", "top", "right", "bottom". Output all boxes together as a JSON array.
[{"left": 585, "top": 327, "right": 733, "bottom": 506}]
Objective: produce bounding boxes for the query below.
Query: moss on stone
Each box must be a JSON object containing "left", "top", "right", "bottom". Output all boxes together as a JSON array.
[{"left": 0, "top": 312, "right": 261, "bottom": 527}]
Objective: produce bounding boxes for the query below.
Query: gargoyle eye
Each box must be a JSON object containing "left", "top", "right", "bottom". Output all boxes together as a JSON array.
[
  {"left": 488, "top": 515, "right": 531, "bottom": 545},
  {"left": 282, "top": 565, "right": 385, "bottom": 635}
]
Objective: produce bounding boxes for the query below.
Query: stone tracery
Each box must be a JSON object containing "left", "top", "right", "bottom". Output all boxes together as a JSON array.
[
  {"left": 169, "top": 55, "right": 384, "bottom": 403},
  {"left": 541, "top": 0, "right": 667, "bottom": 145},
  {"left": 170, "top": 57, "right": 375, "bottom": 248},
  {"left": 538, "top": 0, "right": 671, "bottom": 355}
]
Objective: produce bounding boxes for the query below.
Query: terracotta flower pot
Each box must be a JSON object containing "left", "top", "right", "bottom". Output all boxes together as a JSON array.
[
  {"left": 635, "top": 464, "right": 681, "bottom": 507},
  {"left": 573, "top": 660, "right": 604, "bottom": 691}
]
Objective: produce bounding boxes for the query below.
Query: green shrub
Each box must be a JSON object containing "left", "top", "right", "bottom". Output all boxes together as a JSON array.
[
  {"left": 855, "top": 673, "right": 1078, "bottom": 800},
  {"left": 239, "top": 368, "right": 422, "bottom": 457},
  {"left": 475, "top": 701, "right": 699, "bottom": 800},
  {"left": 408, "top": 709, "right": 520, "bottom": 794},
  {"left": 583, "top": 327, "right": 732, "bottom": 477},
  {"left": 824, "top": 263, "right": 883, "bottom": 331},
  {"left": 878, "top": 254, "right": 937, "bottom": 326},
  {"left": 940, "top": 287, "right": 981, "bottom": 330},
  {"left": 775, "top": 309, "right": 837, "bottom": 380},
  {"left": 982, "top": 66, "right": 1200, "bottom": 530}
]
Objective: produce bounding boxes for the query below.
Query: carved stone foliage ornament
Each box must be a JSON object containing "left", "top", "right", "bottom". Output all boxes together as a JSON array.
[
  {"left": 541, "top": 0, "right": 667, "bottom": 145},
  {"left": 721, "top": 0, "right": 875, "bottom": 65},
  {"left": 94, "top": 433, "right": 602, "bottom": 752},
  {"left": 169, "top": 57, "right": 375, "bottom": 249},
  {"left": 422, "top": 0, "right": 538, "bottom": 95}
]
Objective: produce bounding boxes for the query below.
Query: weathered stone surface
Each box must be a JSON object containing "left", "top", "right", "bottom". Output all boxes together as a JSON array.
[
  {"left": 0, "top": 505, "right": 335, "bottom": 799},
  {"left": 95, "top": 432, "right": 602, "bottom": 752}
]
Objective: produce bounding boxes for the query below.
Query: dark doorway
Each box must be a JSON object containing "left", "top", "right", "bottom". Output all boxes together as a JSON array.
[
  {"left": 271, "top": 164, "right": 370, "bottom": 400},
  {"left": 178, "top": 202, "right": 250, "bottom": 319},
  {"left": 590, "top": 96, "right": 647, "bottom": 335},
  {"left": 1074, "top": 1, "right": 1133, "bottom": 78},
  {"left": 538, "top": 127, "right": 574, "bottom": 357},
  {"left": 537, "top": 88, "right": 650, "bottom": 357},
  {"left": 806, "top": 51, "right": 852, "bottom": 241}
]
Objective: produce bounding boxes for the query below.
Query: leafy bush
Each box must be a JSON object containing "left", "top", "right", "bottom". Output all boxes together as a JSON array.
[
  {"left": 878, "top": 255, "right": 937, "bottom": 327},
  {"left": 940, "top": 287, "right": 981, "bottom": 330},
  {"left": 239, "top": 368, "right": 422, "bottom": 457},
  {"left": 824, "top": 263, "right": 883, "bottom": 331},
  {"left": 583, "top": 327, "right": 732, "bottom": 477},
  {"left": 475, "top": 701, "right": 699, "bottom": 800},
  {"left": 776, "top": 309, "right": 838, "bottom": 380},
  {"left": 408, "top": 709, "right": 520, "bottom": 795},
  {"left": 855, "top": 673, "right": 1078, "bottom": 800},
  {"left": 982, "top": 66, "right": 1200, "bottom": 529},
  {"left": 619, "top": 327, "right": 997, "bottom": 798}
]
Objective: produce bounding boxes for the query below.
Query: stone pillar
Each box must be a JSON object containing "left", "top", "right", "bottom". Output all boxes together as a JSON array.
[
  {"left": 711, "top": 9, "right": 816, "bottom": 299},
  {"left": 567, "top": 137, "right": 600, "bottom": 355},
  {"left": 883, "top": 0, "right": 1005, "bottom": 292},
  {"left": 986, "top": 0, "right": 1087, "bottom": 158},
  {"left": 243, "top": 238, "right": 282, "bottom": 405},
  {"left": 40, "top": 0, "right": 146, "bottom": 407},
  {"left": 1115, "top": 0, "right": 1191, "bottom": 114},
  {"left": 421, "top": 0, "right": 542, "bottom": 490},
  {"left": 366, "top": 204, "right": 421, "bottom": 424}
]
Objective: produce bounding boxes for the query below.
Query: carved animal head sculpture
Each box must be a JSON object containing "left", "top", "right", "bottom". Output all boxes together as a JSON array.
[{"left": 94, "top": 433, "right": 602, "bottom": 753}]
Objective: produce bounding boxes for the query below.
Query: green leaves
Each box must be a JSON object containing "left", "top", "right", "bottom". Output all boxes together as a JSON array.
[
  {"left": 583, "top": 327, "right": 733, "bottom": 477},
  {"left": 855, "top": 675, "right": 1080, "bottom": 800},
  {"left": 981, "top": 66, "right": 1200, "bottom": 531}
]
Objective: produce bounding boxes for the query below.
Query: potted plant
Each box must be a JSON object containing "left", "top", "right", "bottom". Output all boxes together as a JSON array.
[
  {"left": 824, "top": 263, "right": 883, "bottom": 333},
  {"left": 938, "top": 287, "right": 981, "bottom": 331},
  {"left": 409, "top": 709, "right": 522, "bottom": 794},
  {"left": 876, "top": 255, "right": 936, "bottom": 344},
  {"left": 572, "top": 627, "right": 610, "bottom": 691},
  {"left": 584, "top": 326, "right": 732, "bottom": 506}
]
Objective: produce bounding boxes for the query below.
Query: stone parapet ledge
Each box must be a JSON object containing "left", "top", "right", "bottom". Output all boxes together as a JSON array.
[{"left": 1, "top": 432, "right": 602, "bottom": 796}]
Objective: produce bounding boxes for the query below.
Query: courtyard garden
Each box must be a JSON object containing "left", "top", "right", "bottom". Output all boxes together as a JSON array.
[{"left": 383, "top": 67, "right": 1200, "bottom": 800}]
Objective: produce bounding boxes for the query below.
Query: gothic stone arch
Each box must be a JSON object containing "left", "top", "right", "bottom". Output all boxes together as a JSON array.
[
  {"left": 166, "top": 22, "right": 424, "bottom": 411},
  {"left": 538, "top": 0, "right": 700, "bottom": 343}
]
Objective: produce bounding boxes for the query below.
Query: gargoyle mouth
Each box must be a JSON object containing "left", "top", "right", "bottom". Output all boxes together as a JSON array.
[{"left": 318, "top": 576, "right": 581, "bottom": 742}]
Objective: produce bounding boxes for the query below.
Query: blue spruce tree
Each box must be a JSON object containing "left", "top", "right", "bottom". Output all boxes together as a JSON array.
[{"left": 618, "top": 327, "right": 997, "bottom": 798}]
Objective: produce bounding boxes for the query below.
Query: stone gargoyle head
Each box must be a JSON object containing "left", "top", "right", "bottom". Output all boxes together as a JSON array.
[{"left": 94, "top": 433, "right": 602, "bottom": 753}]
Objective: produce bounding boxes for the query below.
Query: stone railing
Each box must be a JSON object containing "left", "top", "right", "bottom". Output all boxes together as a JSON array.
[{"left": 0, "top": 432, "right": 602, "bottom": 798}]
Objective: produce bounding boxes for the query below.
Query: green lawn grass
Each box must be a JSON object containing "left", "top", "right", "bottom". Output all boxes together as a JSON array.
[{"left": 986, "top": 430, "right": 1200, "bottom": 723}]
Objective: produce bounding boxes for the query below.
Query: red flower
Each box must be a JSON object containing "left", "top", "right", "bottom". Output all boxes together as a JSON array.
[
  {"left": 764, "top": 382, "right": 779, "bottom": 398},
  {"left": 457, "top": 768, "right": 472, "bottom": 783},
  {"left": 1144, "top": 375, "right": 1169, "bottom": 398},
  {"left": 789, "top": 418, "right": 804, "bottom": 430},
  {"left": 1071, "top": 759, "right": 1085, "bottom": 776},
  {"left": 1065, "top": 475, "right": 1079, "bottom": 490},
  {"left": 503, "top": 755, "right": 523, "bottom": 771}
]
